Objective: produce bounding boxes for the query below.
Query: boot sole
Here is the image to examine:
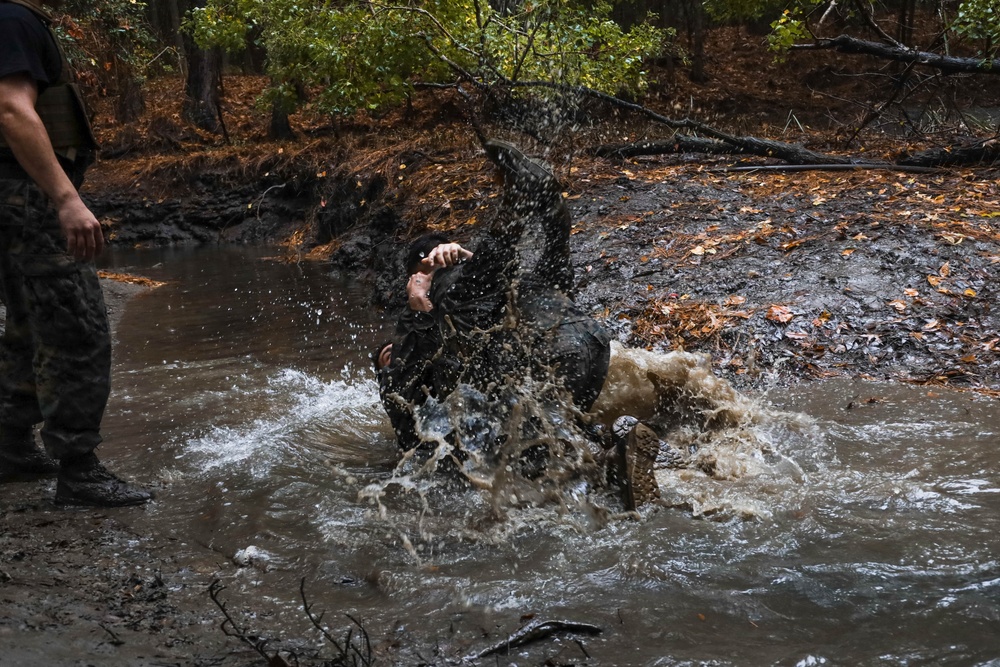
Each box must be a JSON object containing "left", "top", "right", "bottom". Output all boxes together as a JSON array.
[{"left": 623, "top": 423, "right": 660, "bottom": 509}]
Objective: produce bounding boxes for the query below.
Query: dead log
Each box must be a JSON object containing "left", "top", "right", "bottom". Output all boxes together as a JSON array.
[
  {"left": 593, "top": 138, "right": 852, "bottom": 165},
  {"left": 509, "top": 80, "right": 848, "bottom": 165},
  {"left": 708, "top": 163, "right": 940, "bottom": 174},
  {"left": 791, "top": 36, "right": 1000, "bottom": 75},
  {"left": 898, "top": 139, "right": 1000, "bottom": 167}
]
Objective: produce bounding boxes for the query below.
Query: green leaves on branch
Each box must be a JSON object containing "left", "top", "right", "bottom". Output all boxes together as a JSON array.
[
  {"left": 710, "top": 0, "right": 1000, "bottom": 61},
  {"left": 768, "top": 7, "right": 811, "bottom": 56},
  {"left": 953, "top": 0, "right": 999, "bottom": 55},
  {"left": 186, "top": 0, "right": 668, "bottom": 116},
  {"left": 64, "top": 0, "right": 158, "bottom": 77}
]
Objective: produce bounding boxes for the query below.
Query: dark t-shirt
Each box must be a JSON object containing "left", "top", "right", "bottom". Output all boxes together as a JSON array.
[{"left": 0, "top": 3, "right": 61, "bottom": 90}]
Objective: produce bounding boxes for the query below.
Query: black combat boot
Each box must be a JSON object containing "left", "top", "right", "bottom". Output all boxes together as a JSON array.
[
  {"left": 483, "top": 139, "right": 560, "bottom": 197},
  {"left": 55, "top": 453, "right": 153, "bottom": 507},
  {"left": 0, "top": 425, "right": 59, "bottom": 479},
  {"left": 483, "top": 139, "right": 575, "bottom": 292}
]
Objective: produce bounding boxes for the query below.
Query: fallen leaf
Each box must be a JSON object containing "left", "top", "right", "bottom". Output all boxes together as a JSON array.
[
  {"left": 940, "top": 262, "right": 951, "bottom": 277},
  {"left": 904, "top": 288, "right": 918, "bottom": 296},
  {"left": 724, "top": 295, "right": 747, "bottom": 306},
  {"left": 841, "top": 248, "right": 855, "bottom": 257},
  {"left": 766, "top": 305, "right": 795, "bottom": 323},
  {"left": 927, "top": 275, "right": 943, "bottom": 287},
  {"left": 887, "top": 299, "right": 907, "bottom": 312}
]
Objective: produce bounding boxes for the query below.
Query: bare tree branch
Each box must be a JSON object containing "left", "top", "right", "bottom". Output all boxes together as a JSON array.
[{"left": 791, "top": 35, "right": 1000, "bottom": 75}]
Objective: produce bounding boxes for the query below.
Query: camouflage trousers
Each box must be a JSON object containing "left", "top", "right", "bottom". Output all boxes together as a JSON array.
[{"left": 0, "top": 178, "right": 110, "bottom": 460}]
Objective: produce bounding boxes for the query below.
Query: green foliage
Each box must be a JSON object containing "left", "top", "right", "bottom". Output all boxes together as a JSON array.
[
  {"left": 63, "top": 0, "right": 158, "bottom": 77},
  {"left": 953, "top": 0, "right": 1000, "bottom": 55},
  {"left": 767, "top": 8, "right": 811, "bottom": 56},
  {"left": 186, "top": 0, "right": 668, "bottom": 116},
  {"left": 711, "top": 0, "right": 1000, "bottom": 61}
]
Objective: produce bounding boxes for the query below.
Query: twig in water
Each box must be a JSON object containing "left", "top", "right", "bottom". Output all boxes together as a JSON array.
[
  {"left": 473, "top": 619, "right": 603, "bottom": 659},
  {"left": 299, "top": 578, "right": 373, "bottom": 666},
  {"left": 208, "top": 579, "right": 288, "bottom": 665}
]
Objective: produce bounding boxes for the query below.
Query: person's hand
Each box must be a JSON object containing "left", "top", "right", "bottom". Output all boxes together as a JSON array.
[
  {"left": 57, "top": 197, "right": 104, "bottom": 261},
  {"left": 424, "top": 242, "right": 472, "bottom": 270},
  {"left": 407, "top": 272, "right": 434, "bottom": 312}
]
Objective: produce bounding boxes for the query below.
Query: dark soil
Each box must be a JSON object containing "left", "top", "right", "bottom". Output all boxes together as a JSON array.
[{"left": 2, "top": 24, "right": 1000, "bottom": 666}]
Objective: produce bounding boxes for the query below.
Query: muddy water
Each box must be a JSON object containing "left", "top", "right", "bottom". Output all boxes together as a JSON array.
[{"left": 99, "top": 246, "right": 1000, "bottom": 665}]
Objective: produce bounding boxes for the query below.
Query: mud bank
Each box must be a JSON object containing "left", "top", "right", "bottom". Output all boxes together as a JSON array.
[{"left": 91, "top": 146, "right": 1000, "bottom": 395}]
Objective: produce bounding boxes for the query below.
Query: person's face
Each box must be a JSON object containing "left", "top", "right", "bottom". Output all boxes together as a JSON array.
[{"left": 377, "top": 343, "right": 393, "bottom": 370}]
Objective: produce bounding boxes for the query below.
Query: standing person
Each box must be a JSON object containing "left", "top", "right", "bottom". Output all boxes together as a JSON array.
[{"left": 0, "top": 0, "right": 151, "bottom": 505}]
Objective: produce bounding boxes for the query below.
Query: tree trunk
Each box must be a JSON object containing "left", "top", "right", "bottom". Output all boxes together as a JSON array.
[
  {"left": 897, "top": 0, "right": 916, "bottom": 46},
  {"left": 115, "top": 71, "right": 146, "bottom": 124},
  {"left": 269, "top": 102, "right": 295, "bottom": 141},
  {"left": 686, "top": 0, "right": 707, "bottom": 83},
  {"left": 182, "top": 39, "right": 223, "bottom": 133}
]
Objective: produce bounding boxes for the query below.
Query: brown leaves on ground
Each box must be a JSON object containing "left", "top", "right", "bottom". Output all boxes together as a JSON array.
[
  {"left": 632, "top": 297, "right": 752, "bottom": 350},
  {"left": 97, "top": 271, "right": 166, "bottom": 288}
]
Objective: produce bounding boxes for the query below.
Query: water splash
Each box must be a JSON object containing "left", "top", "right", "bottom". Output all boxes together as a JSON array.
[
  {"left": 362, "top": 341, "right": 816, "bottom": 539},
  {"left": 185, "top": 367, "right": 387, "bottom": 473}
]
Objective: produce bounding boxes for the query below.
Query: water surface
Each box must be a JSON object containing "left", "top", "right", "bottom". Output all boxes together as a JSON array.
[{"left": 99, "top": 246, "right": 1000, "bottom": 665}]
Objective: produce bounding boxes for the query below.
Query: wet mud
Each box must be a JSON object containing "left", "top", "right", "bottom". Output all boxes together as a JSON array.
[{"left": 567, "top": 161, "right": 1000, "bottom": 394}]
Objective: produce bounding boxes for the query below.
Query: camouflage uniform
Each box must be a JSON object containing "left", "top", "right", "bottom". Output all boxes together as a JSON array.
[
  {"left": 378, "top": 140, "right": 611, "bottom": 450},
  {"left": 0, "top": 176, "right": 111, "bottom": 460}
]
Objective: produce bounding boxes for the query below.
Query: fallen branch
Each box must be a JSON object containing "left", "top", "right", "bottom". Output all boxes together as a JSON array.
[
  {"left": 791, "top": 35, "right": 1000, "bottom": 75},
  {"left": 511, "top": 80, "right": 849, "bottom": 165},
  {"left": 898, "top": 138, "right": 1000, "bottom": 167},
  {"left": 706, "top": 163, "right": 940, "bottom": 174},
  {"left": 472, "top": 618, "right": 602, "bottom": 659},
  {"left": 593, "top": 138, "right": 854, "bottom": 165}
]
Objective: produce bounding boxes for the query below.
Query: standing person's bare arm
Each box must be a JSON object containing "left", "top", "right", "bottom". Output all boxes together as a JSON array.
[{"left": 0, "top": 72, "right": 103, "bottom": 261}]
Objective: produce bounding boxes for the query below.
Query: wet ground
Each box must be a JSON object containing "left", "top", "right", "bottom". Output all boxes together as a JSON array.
[
  {"left": 567, "top": 159, "right": 1000, "bottom": 395},
  {"left": 1, "top": 147, "right": 999, "bottom": 667}
]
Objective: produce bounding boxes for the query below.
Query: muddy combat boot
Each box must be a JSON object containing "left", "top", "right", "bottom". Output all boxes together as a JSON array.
[
  {"left": 0, "top": 425, "right": 59, "bottom": 479},
  {"left": 483, "top": 139, "right": 562, "bottom": 200},
  {"left": 617, "top": 422, "right": 660, "bottom": 510},
  {"left": 55, "top": 453, "right": 153, "bottom": 507}
]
